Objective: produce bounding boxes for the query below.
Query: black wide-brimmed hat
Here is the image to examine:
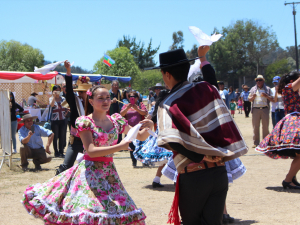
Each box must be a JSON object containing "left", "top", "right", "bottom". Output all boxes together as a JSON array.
[{"left": 144, "top": 49, "right": 198, "bottom": 70}]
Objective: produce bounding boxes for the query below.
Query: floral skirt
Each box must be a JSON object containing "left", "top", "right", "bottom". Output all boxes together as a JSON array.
[
  {"left": 256, "top": 112, "right": 300, "bottom": 159},
  {"left": 133, "top": 129, "right": 172, "bottom": 164},
  {"left": 22, "top": 160, "right": 146, "bottom": 225}
]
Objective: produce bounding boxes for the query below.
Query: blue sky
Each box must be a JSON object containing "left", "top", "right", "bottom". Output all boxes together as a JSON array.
[{"left": 0, "top": 0, "right": 299, "bottom": 71}]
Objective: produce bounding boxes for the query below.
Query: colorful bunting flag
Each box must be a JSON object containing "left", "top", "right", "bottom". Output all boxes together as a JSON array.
[{"left": 103, "top": 54, "right": 115, "bottom": 67}]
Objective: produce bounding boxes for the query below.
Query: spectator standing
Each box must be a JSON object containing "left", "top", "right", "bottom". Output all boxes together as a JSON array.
[
  {"left": 227, "top": 86, "right": 235, "bottom": 104},
  {"left": 49, "top": 85, "right": 68, "bottom": 158},
  {"left": 230, "top": 99, "right": 236, "bottom": 118},
  {"left": 27, "top": 92, "right": 42, "bottom": 107},
  {"left": 10, "top": 91, "right": 24, "bottom": 153},
  {"left": 109, "top": 80, "right": 123, "bottom": 115},
  {"left": 240, "top": 85, "right": 251, "bottom": 117},
  {"left": 218, "top": 81, "right": 229, "bottom": 107},
  {"left": 120, "top": 90, "right": 148, "bottom": 167},
  {"left": 234, "top": 88, "right": 240, "bottom": 101},
  {"left": 18, "top": 114, "right": 54, "bottom": 171},
  {"left": 271, "top": 76, "right": 285, "bottom": 127},
  {"left": 109, "top": 80, "right": 123, "bottom": 143},
  {"left": 248, "top": 75, "right": 274, "bottom": 148}
]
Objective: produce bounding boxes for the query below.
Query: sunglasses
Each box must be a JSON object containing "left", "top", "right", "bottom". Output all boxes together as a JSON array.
[
  {"left": 129, "top": 95, "right": 137, "bottom": 98},
  {"left": 256, "top": 79, "right": 263, "bottom": 82},
  {"left": 155, "top": 88, "right": 162, "bottom": 90}
]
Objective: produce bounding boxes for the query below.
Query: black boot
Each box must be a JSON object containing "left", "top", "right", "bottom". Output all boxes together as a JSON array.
[{"left": 55, "top": 164, "right": 69, "bottom": 176}]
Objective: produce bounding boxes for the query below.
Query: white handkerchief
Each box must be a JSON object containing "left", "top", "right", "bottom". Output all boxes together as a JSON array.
[
  {"left": 124, "top": 124, "right": 158, "bottom": 141},
  {"left": 34, "top": 61, "right": 64, "bottom": 75},
  {"left": 147, "top": 129, "right": 158, "bottom": 138},
  {"left": 124, "top": 124, "right": 142, "bottom": 141},
  {"left": 76, "top": 152, "right": 84, "bottom": 163},
  {"left": 189, "top": 26, "right": 222, "bottom": 46},
  {"left": 188, "top": 59, "right": 201, "bottom": 81},
  {"left": 34, "top": 61, "right": 74, "bottom": 75}
]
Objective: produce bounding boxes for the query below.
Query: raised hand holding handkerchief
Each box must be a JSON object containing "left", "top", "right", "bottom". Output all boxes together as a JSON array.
[
  {"left": 34, "top": 61, "right": 74, "bottom": 75},
  {"left": 189, "top": 26, "right": 222, "bottom": 46}
]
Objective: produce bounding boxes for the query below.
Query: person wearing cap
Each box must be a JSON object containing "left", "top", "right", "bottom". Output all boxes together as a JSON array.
[
  {"left": 240, "top": 85, "right": 251, "bottom": 117},
  {"left": 145, "top": 46, "right": 247, "bottom": 225},
  {"left": 248, "top": 75, "right": 274, "bottom": 148},
  {"left": 270, "top": 76, "right": 285, "bottom": 127},
  {"left": 55, "top": 61, "right": 92, "bottom": 175},
  {"left": 18, "top": 114, "right": 54, "bottom": 171},
  {"left": 27, "top": 92, "right": 42, "bottom": 107}
]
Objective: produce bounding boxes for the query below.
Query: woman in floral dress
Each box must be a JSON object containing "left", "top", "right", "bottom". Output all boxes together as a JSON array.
[
  {"left": 256, "top": 71, "right": 300, "bottom": 189},
  {"left": 22, "top": 85, "right": 154, "bottom": 225}
]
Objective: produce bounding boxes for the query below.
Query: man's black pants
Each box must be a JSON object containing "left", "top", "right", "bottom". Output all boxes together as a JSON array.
[
  {"left": 56, "top": 137, "right": 84, "bottom": 175},
  {"left": 179, "top": 166, "right": 228, "bottom": 225},
  {"left": 244, "top": 101, "right": 251, "bottom": 117},
  {"left": 51, "top": 119, "right": 67, "bottom": 155}
]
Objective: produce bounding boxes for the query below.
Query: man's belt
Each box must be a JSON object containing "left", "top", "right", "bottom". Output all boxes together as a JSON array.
[
  {"left": 180, "top": 161, "right": 225, "bottom": 174},
  {"left": 253, "top": 106, "right": 268, "bottom": 109}
]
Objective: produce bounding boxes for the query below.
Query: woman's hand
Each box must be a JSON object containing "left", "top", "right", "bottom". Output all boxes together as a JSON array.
[
  {"left": 64, "top": 60, "right": 72, "bottom": 75},
  {"left": 139, "top": 119, "right": 154, "bottom": 130},
  {"left": 203, "top": 155, "right": 222, "bottom": 163},
  {"left": 131, "top": 104, "right": 138, "bottom": 110},
  {"left": 118, "top": 139, "right": 132, "bottom": 151}
]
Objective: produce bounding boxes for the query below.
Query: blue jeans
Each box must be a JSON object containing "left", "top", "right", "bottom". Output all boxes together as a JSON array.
[
  {"left": 275, "top": 109, "right": 285, "bottom": 125},
  {"left": 11, "top": 120, "right": 18, "bottom": 151}
]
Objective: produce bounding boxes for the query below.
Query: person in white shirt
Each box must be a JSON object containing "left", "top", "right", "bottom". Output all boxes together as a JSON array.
[{"left": 270, "top": 76, "right": 284, "bottom": 128}]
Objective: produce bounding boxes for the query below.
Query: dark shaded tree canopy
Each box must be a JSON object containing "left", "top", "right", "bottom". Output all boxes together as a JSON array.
[{"left": 117, "top": 36, "right": 160, "bottom": 69}]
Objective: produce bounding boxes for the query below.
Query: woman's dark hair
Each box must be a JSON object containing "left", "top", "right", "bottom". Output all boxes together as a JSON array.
[
  {"left": 52, "top": 85, "right": 61, "bottom": 92},
  {"left": 128, "top": 90, "right": 138, "bottom": 98},
  {"left": 85, "top": 85, "right": 108, "bottom": 115},
  {"left": 161, "top": 63, "right": 190, "bottom": 82},
  {"left": 278, "top": 71, "right": 300, "bottom": 94},
  {"left": 10, "top": 92, "right": 16, "bottom": 106}
]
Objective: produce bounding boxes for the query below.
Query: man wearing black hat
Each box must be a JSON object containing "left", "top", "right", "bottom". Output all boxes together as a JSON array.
[{"left": 146, "top": 46, "right": 247, "bottom": 225}]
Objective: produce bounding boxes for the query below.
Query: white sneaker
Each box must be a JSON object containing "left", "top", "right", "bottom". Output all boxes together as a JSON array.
[{"left": 13, "top": 149, "right": 17, "bottom": 154}]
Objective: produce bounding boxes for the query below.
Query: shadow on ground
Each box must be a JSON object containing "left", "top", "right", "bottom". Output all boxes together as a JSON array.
[
  {"left": 143, "top": 184, "right": 175, "bottom": 192},
  {"left": 266, "top": 186, "right": 300, "bottom": 193},
  {"left": 232, "top": 219, "right": 259, "bottom": 224}
]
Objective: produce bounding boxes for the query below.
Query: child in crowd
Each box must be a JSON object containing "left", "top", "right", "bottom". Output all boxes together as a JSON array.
[
  {"left": 230, "top": 99, "right": 236, "bottom": 118},
  {"left": 237, "top": 96, "right": 243, "bottom": 114}
]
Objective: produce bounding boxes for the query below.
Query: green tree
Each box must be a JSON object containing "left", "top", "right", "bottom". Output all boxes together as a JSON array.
[
  {"left": 0, "top": 40, "right": 44, "bottom": 71},
  {"left": 186, "top": 44, "right": 198, "bottom": 61},
  {"left": 117, "top": 36, "right": 160, "bottom": 69},
  {"left": 265, "top": 59, "right": 291, "bottom": 83},
  {"left": 132, "top": 69, "right": 164, "bottom": 93},
  {"left": 169, "top": 31, "right": 184, "bottom": 50},
  {"left": 93, "top": 47, "right": 140, "bottom": 86},
  {"left": 209, "top": 20, "right": 278, "bottom": 81}
]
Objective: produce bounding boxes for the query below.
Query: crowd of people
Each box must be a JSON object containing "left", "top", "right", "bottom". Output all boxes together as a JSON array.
[{"left": 6, "top": 44, "right": 300, "bottom": 225}]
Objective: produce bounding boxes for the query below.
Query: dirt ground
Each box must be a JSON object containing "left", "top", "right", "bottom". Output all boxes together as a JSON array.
[{"left": 1, "top": 111, "right": 300, "bottom": 225}]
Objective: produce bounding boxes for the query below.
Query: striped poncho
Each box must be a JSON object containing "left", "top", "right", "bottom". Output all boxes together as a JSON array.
[{"left": 157, "top": 81, "right": 248, "bottom": 172}]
